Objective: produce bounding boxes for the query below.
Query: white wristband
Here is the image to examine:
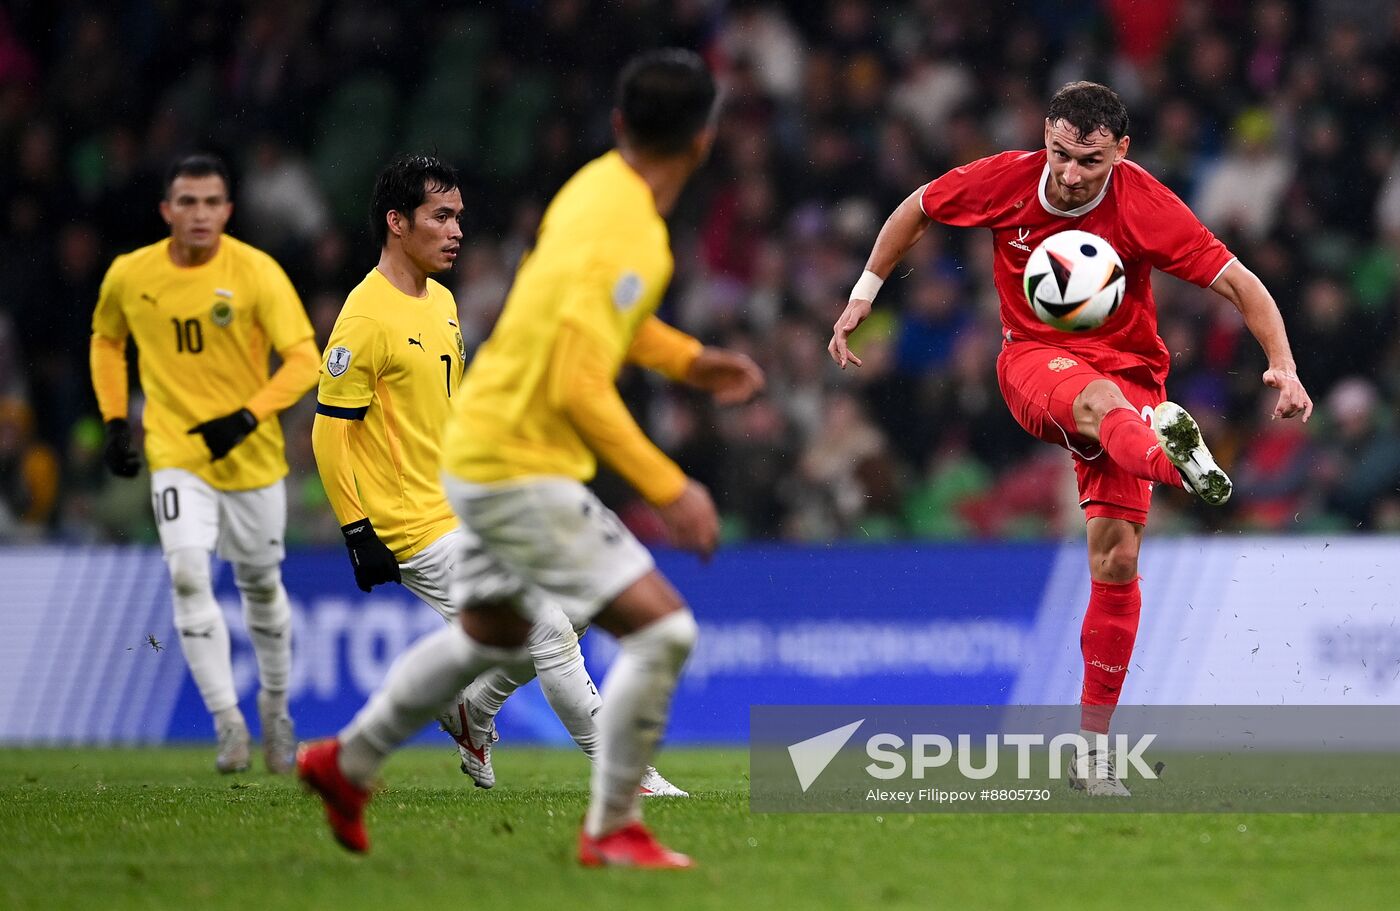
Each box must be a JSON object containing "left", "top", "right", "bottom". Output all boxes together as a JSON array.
[{"left": 850, "top": 270, "right": 884, "bottom": 302}]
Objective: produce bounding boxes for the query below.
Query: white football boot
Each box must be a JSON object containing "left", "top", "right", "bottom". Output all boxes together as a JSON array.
[
  {"left": 215, "top": 717, "right": 251, "bottom": 774},
  {"left": 439, "top": 696, "right": 498, "bottom": 789},
  {"left": 638, "top": 766, "right": 689, "bottom": 797},
  {"left": 257, "top": 690, "right": 296, "bottom": 775},
  {"left": 1068, "top": 748, "right": 1132, "bottom": 797},
  {"left": 1153, "top": 401, "right": 1232, "bottom": 505}
]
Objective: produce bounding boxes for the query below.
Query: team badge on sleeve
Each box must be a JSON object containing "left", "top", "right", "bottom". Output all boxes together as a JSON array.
[
  {"left": 327, "top": 346, "right": 352, "bottom": 377},
  {"left": 612, "top": 271, "right": 643, "bottom": 310}
]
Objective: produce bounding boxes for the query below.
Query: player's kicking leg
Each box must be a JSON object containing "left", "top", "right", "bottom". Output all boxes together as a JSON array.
[
  {"left": 1152, "top": 401, "right": 1232, "bottom": 505},
  {"left": 298, "top": 600, "right": 531, "bottom": 853},
  {"left": 577, "top": 571, "right": 697, "bottom": 870},
  {"left": 1071, "top": 377, "right": 1232, "bottom": 506}
]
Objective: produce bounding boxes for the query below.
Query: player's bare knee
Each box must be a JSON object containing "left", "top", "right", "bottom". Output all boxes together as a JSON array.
[
  {"left": 166, "top": 548, "right": 213, "bottom": 599},
  {"left": 1073, "top": 380, "right": 1132, "bottom": 436},
  {"left": 460, "top": 599, "right": 532, "bottom": 648},
  {"left": 1092, "top": 545, "right": 1139, "bottom": 583}
]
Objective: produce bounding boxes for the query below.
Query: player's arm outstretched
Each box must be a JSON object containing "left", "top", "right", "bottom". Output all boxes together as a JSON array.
[
  {"left": 1210, "top": 262, "right": 1313, "bottom": 421},
  {"left": 627, "top": 316, "right": 765, "bottom": 404},
  {"left": 828, "top": 185, "right": 934, "bottom": 368},
  {"left": 552, "top": 317, "right": 721, "bottom": 558}
]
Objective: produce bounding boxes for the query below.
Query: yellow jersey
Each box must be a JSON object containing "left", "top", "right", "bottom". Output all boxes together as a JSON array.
[
  {"left": 315, "top": 269, "right": 464, "bottom": 559},
  {"left": 442, "top": 151, "right": 699, "bottom": 505},
  {"left": 90, "top": 235, "right": 315, "bottom": 490}
]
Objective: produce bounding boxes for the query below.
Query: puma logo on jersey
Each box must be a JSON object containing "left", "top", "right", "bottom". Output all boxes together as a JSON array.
[
  {"left": 1009, "top": 227, "right": 1033, "bottom": 252},
  {"left": 407, "top": 336, "right": 424, "bottom": 349},
  {"left": 141, "top": 293, "right": 159, "bottom": 305}
]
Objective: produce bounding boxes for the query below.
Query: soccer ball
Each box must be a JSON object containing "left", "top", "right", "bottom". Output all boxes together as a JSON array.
[{"left": 1022, "top": 230, "right": 1125, "bottom": 332}]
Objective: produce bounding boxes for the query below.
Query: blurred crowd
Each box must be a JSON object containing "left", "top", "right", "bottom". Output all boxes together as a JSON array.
[{"left": 3, "top": 0, "right": 1400, "bottom": 547}]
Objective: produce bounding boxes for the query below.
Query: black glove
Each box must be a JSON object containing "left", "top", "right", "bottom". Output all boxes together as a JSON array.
[
  {"left": 102, "top": 419, "right": 141, "bottom": 478},
  {"left": 188, "top": 408, "right": 257, "bottom": 460},
  {"left": 342, "top": 518, "right": 401, "bottom": 592}
]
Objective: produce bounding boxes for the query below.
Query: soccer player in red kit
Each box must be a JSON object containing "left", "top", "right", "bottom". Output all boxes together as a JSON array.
[{"left": 829, "top": 82, "right": 1313, "bottom": 794}]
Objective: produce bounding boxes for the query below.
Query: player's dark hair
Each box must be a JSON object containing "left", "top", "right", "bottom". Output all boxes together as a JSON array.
[
  {"left": 616, "top": 48, "right": 718, "bottom": 156},
  {"left": 164, "top": 153, "right": 231, "bottom": 198},
  {"left": 1046, "top": 81, "right": 1130, "bottom": 141},
  {"left": 369, "top": 154, "right": 459, "bottom": 248}
]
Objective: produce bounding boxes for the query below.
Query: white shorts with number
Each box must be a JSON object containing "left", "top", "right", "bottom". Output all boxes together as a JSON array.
[
  {"left": 150, "top": 468, "right": 286, "bottom": 566},
  {"left": 441, "top": 476, "right": 655, "bottom": 628}
]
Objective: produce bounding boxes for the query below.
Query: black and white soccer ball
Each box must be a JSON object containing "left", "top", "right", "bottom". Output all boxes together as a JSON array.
[{"left": 1022, "top": 230, "right": 1126, "bottom": 332}]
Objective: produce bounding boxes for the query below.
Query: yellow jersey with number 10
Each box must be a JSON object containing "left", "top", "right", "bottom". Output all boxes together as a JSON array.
[
  {"left": 442, "top": 151, "right": 675, "bottom": 486},
  {"left": 91, "top": 235, "right": 314, "bottom": 490},
  {"left": 316, "top": 270, "right": 464, "bottom": 559}
]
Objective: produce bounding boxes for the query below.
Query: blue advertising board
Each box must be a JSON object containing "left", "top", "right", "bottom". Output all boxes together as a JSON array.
[{"left": 5, "top": 539, "right": 1398, "bottom": 747}]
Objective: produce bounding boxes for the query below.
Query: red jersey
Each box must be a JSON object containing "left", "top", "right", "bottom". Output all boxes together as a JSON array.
[{"left": 920, "top": 151, "right": 1235, "bottom": 384}]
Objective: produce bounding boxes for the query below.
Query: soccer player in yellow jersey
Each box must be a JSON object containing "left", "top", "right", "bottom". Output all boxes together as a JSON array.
[
  {"left": 310, "top": 155, "right": 684, "bottom": 795},
  {"left": 90, "top": 154, "right": 319, "bottom": 774},
  {"left": 299, "top": 51, "right": 763, "bottom": 867}
]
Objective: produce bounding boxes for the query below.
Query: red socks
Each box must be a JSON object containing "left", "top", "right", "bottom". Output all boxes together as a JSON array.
[
  {"left": 1080, "top": 577, "right": 1142, "bottom": 734},
  {"left": 1098, "top": 407, "right": 1184, "bottom": 489}
]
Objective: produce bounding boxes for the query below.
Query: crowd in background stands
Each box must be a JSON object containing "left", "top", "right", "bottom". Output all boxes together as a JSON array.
[{"left": 3, "top": 0, "right": 1400, "bottom": 547}]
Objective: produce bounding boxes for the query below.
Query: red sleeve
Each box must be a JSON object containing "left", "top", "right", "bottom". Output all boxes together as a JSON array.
[
  {"left": 1128, "top": 168, "right": 1235, "bottom": 287},
  {"left": 919, "top": 152, "right": 1024, "bottom": 227}
]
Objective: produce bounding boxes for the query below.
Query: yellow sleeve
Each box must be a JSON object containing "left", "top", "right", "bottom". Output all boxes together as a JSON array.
[
  {"left": 245, "top": 257, "right": 318, "bottom": 420},
  {"left": 246, "top": 338, "right": 319, "bottom": 421},
  {"left": 90, "top": 259, "right": 131, "bottom": 421},
  {"left": 255, "top": 254, "right": 316, "bottom": 351},
  {"left": 316, "top": 315, "right": 386, "bottom": 411},
  {"left": 625, "top": 316, "right": 703, "bottom": 382},
  {"left": 311, "top": 312, "right": 388, "bottom": 526},
  {"left": 548, "top": 320, "right": 687, "bottom": 506},
  {"left": 311, "top": 413, "right": 365, "bottom": 526}
]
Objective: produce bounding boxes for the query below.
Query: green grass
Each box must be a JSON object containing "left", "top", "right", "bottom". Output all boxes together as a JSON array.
[{"left": 2, "top": 747, "right": 1398, "bottom": 910}]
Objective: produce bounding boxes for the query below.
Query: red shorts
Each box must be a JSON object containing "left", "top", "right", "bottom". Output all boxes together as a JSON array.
[{"left": 995, "top": 341, "right": 1166, "bottom": 525}]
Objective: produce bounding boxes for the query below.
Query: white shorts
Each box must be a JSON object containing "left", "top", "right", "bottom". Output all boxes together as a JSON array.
[
  {"left": 150, "top": 468, "right": 286, "bottom": 566},
  {"left": 399, "top": 528, "right": 463, "bottom": 621},
  {"left": 441, "top": 476, "right": 655, "bottom": 628}
]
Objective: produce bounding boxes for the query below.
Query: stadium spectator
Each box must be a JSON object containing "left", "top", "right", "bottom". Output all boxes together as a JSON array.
[
  {"left": 3, "top": 1, "right": 1400, "bottom": 544},
  {"left": 0, "top": 396, "right": 59, "bottom": 539},
  {"left": 1315, "top": 378, "right": 1400, "bottom": 529}
]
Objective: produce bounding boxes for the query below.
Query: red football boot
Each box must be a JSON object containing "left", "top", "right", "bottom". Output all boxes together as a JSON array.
[
  {"left": 578, "top": 822, "right": 694, "bottom": 869},
  {"left": 296, "top": 739, "right": 371, "bottom": 853}
]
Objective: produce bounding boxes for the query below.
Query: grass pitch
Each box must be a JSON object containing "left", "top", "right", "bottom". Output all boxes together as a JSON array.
[{"left": 2, "top": 746, "right": 1397, "bottom": 910}]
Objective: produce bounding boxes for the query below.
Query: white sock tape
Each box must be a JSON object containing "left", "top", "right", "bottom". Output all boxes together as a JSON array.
[{"left": 850, "top": 269, "right": 884, "bottom": 302}]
